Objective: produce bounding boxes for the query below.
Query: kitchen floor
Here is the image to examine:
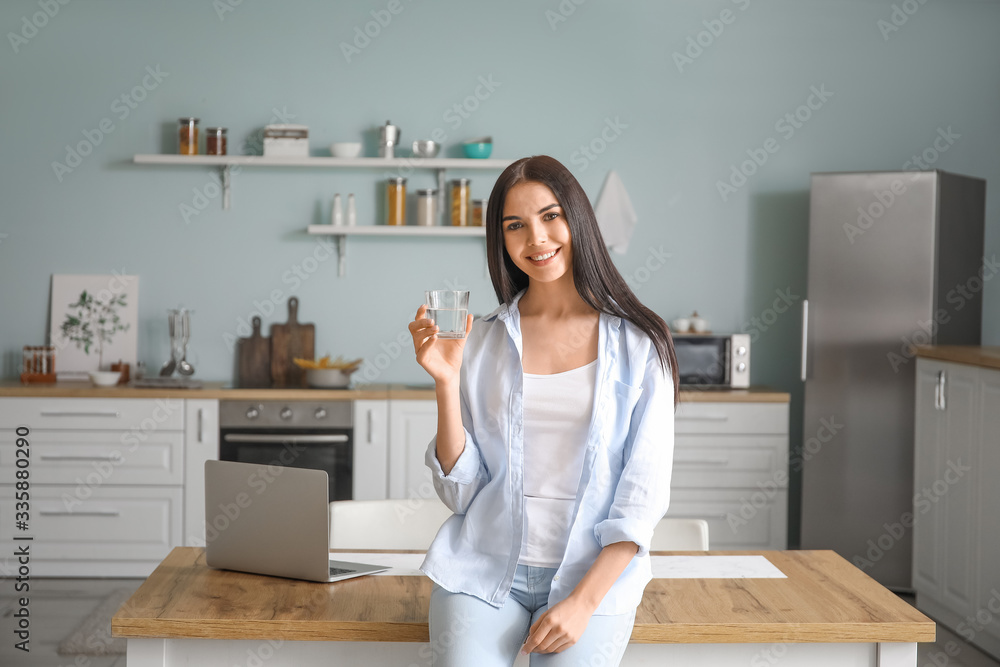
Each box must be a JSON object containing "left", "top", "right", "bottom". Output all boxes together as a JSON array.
[{"left": 1, "top": 580, "right": 997, "bottom": 666}]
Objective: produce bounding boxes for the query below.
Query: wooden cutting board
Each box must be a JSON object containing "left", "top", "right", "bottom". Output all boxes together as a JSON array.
[
  {"left": 270, "top": 297, "right": 315, "bottom": 388},
  {"left": 237, "top": 316, "right": 271, "bottom": 388}
]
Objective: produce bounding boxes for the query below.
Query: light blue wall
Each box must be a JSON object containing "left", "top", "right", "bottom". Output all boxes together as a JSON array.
[{"left": 2, "top": 0, "right": 999, "bottom": 539}]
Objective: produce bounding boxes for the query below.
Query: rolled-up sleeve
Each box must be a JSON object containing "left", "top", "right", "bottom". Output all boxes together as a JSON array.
[
  {"left": 425, "top": 374, "right": 489, "bottom": 514},
  {"left": 594, "top": 343, "right": 675, "bottom": 557}
]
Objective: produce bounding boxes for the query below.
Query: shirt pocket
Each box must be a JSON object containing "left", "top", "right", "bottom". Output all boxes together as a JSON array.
[{"left": 606, "top": 380, "right": 644, "bottom": 453}]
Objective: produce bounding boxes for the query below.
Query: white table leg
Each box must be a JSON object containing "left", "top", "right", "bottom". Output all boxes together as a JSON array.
[{"left": 877, "top": 642, "right": 917, "bottom": 666}]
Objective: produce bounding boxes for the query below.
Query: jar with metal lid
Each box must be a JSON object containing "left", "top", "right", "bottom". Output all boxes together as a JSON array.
[
  {"left": 471, "top": 199, "right": 485, "bottom": 227},
  {"left": 450, "top": 178, "right": 470, "bottom": 226},
  {"left": 386, "top": 177, "right": 407, "bottom": 225},
  {"left": 206, "top": 127, "right": 227, "bottom": 155},
  {"left": 178, "top": 117, "right": 199, "bottom": 155},
  {"left": 416, "top": 189, "right": 438, "bottom": 226}
]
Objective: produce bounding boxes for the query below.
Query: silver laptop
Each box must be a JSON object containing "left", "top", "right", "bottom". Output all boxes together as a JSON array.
[{"left": 204, "top": 460, "right": 389, "bottom": 583}]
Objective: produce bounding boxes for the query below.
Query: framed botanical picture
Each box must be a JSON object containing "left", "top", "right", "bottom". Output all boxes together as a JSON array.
[{"left": 49, "top": 274, "right": 139, "bottom": 377}]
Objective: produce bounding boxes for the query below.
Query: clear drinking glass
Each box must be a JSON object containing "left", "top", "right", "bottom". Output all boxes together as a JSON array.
[{"left": 425, "top": 290, "right": 469, "bottom": 339}]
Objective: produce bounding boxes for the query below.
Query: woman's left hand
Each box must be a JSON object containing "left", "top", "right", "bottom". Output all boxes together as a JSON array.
[{"left": 520, "top": 594, "right": 596, "bottom": 654}]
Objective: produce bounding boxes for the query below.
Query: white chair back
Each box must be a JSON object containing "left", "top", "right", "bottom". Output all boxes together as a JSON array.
[
  {"left": 650, "top": 518, "right": 710, "bottom": 550},
  {"left": 329, "top": 499, "right": 453, "bottom": 550}
]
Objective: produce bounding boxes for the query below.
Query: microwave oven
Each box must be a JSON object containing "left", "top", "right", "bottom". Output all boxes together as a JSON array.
[{"left": 672, "top": 333, "right": 750, "bottom": 388}]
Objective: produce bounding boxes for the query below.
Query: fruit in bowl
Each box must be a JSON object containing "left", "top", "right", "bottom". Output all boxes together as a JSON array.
[{"left": 293, "top": 355, "right": 363, "bottom": 388}]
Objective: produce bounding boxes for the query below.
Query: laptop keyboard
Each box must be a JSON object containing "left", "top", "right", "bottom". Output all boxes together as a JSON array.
[{"left": 329, "top": 566, "right": 355, "bottom": 577}]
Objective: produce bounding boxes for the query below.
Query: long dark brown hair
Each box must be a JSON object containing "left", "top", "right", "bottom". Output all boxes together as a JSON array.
[{"left": 485, "top": 155, "right": 679, "bottom": 404}]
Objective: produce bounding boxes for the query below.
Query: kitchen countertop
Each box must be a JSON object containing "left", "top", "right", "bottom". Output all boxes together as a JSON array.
[
  {"left": 913, "top": 345, "right": 1000, "bottom": 371},
  {"left": 0, "top": 381, "right": 790, "bottom": 402},
  {"left": 113, "top": 547, "right": 932, "bottom": 644}
]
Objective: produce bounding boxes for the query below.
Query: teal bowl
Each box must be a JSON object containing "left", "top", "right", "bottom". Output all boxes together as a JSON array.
[{"left": 463, "top": 142, "right": 493, "bottom": 159}]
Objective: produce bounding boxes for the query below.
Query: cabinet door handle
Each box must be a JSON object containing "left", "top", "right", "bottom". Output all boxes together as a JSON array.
[
  {"left": 367, "top": 409, "right": 374, "bottom": 444},
  {"left": 934, "top": 371, "right": 947, "bottom": 410},
  {"left": 198, "top": 408, "right": 206, "bottom": 443},
  {"left": 800, "top": 299, "right": 809, "bottom": 382},
  {"left": 40, "top": 454, "right": 121, "bottom": 462},
  {"left": 223, "top": 434, "right": 349, "bottom": 444},
  {"left": 39, "top": 509, "right": 121, "bottom": 517},
  {"left": 675, "top": 456, "right": 732, "bottom": 466},
  {"left": 39, "top": 411, "right": 120, "bottom": 418},
  {"left": 937, "top": 370, "right": 947, "bottom": 411}
]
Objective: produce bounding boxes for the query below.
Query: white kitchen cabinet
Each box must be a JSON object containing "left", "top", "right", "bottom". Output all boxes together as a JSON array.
[
  {"left": 0, "top": 396, "right": 217, "bottom": 576},
  {"left": 977, "top": 369, "right": 1000, "bottom": 655},
  {"left": 183, "top": 399, "right": 218, "bottom": 547},
  {"left": 669, "top": 402, "right": 789, "bottom": 550},
  {"left": 353, "top": 400, "right": 388, "bottom": 500},
  {"left": 913, "top": 358, "right": 1000, "bottom": 661},
  {"left": 388, "top": 400, "right": 437, "bottom": 500}
]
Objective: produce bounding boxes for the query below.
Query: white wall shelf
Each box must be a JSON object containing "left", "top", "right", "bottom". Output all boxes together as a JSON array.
[
  {"left": 132, "top": 154, "right": 512, "bottom": 211},
  {"left": 305, "top": 224, "right": 486, "bottom": 277},
  {"left": 133, "top": 154, "right": 513, "bottom": 169},
  {"left": 306, "top": 225, "right": 485, "bottom": 237}
]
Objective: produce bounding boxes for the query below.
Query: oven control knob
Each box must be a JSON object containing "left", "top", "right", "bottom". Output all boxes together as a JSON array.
[
  {"left": 280, "top": 407, "right": 293, "bottom": 420},
  {"left": 737, "top": 362, "right": 747, "bottom": 372},
  {"left": 246, "top": 406, "right": 260, "bottom": 420},
  {"left": 736, "top": 346, "right": 748, "bottom": 356},
  {"left": 314, "top": 408, "right": 328, "bottom": 420}
]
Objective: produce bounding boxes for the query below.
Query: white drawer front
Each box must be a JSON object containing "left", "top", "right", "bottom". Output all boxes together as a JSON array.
[
  {"left": 0, "top": 485, "right": 182, "bottom": 563},
  {"left": 672, "top": 435, "right": 787, "bottom": 489},
  {"left": 0, "top": 397, "right": 185, "bottom": 431},
  {"left": 666, "top": 489, "right": 788, "bottom": 550},
  {"left": 674, "top": 402, "right": 788, "bottom": 435},
  {"left": 0, "top": 430, "right": 183, "bottom": 485}
]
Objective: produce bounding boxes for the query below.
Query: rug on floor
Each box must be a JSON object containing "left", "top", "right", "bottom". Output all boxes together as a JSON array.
[{"left": 57, "top": 588, "right": 135, "bottom": 655}]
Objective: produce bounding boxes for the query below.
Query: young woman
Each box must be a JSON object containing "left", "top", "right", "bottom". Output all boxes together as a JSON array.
[{"left": 408, "top": 155, "right": 677, "bottom": 666}]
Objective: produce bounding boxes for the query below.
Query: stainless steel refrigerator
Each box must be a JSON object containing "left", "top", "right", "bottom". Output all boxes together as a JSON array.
[{"left": 800, "top": 170, "right": 985, "bottom": 590}]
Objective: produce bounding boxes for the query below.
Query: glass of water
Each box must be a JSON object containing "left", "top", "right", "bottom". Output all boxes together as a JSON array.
[{"left": 425, "top": 290, "right": 470, "bottom": 339}]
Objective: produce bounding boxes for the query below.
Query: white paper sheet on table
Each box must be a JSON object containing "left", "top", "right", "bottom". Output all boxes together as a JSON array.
[
  {"left": 332, "top": 552, "right": 426, "bottom": 576},
  {"left": 651, "top": 555, "right": 786, "bottom": 578},
  {"left": 334, "top": 553, "right": 786, "bottom": 579}
]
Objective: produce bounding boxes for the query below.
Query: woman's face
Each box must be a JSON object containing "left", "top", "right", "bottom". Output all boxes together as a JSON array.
[{"left": 501, "top": 181, "right": 573, "bottom": 285}]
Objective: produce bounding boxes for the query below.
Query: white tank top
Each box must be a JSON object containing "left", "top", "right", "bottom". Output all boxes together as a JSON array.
[{"left": 518, "top": 359, "right": 598, "bottom": 567}]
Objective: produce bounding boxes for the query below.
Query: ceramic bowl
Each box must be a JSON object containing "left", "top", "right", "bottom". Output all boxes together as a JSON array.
[
  {"left": 89, "top": 370, "right": 122, "bottom": 387},
  {"left": 462, "top": 141, "right": 492, "bottom": 159},
  {"left": 330, "top": 142, "right": 362, "bottom": 158},
  {"left": 305, "top": 368, "right": 353, "bottom": 388}
]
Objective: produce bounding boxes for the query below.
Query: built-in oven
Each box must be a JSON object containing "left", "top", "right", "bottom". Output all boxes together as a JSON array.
[
  {"left": 218, "top": 400, "right": 353, "bottom": 501},
  {"left": 672, "top": 334, "right": 751, "bottom": 387}
]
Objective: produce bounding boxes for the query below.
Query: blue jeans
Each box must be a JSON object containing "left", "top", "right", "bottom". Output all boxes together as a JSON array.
[{"left": 427, "top": 564, "right": 635, "bottom": 666}]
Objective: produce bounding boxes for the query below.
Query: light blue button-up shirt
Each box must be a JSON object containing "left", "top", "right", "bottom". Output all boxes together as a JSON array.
[{"left": 419, "top": 289, "right": 675, "bottom": 615}]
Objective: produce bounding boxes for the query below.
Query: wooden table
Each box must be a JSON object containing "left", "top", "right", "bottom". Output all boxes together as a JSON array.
[{"left": 112, "top": 548, "right": 934, "bottom": 666}]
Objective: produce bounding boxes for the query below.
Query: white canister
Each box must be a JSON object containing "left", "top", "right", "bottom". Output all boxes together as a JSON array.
[{"left": 416, "top": 189, "right": 438, "bottom": 226}]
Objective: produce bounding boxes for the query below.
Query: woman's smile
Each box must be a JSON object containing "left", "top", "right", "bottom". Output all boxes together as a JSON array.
[{"left": 527, "top": 247, "right": 561, "bottom": 265}]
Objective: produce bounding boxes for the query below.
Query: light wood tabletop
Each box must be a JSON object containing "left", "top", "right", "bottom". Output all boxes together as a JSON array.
[{"left": 111, "top": 548, "right": 933, "bottom": 644}]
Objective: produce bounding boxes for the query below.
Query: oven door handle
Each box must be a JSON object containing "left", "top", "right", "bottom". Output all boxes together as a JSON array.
[{"left": 222, "top": 434, "right": 349, "bottom": 444}]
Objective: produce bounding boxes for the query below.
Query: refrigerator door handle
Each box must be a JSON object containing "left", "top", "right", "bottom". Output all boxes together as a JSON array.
[{"left": 800, "top": 299, "right": 809, "bottom": 382}]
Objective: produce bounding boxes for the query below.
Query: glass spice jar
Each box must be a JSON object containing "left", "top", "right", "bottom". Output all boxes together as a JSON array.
[
  {"left": 386, "top": 177, "right": 407, "bottom": 225},
  {"left": 178, "top": 117, "right": 199, "bottom": 155},
  {"left": 206, "top": 127, "right": 227, "bottom": 155},
  {"left": 471, "top": 198, "right": 485, "bottom": 227},
  {"left": 450, "top": 178, "right": 470, "bottom": 226},
  {"left": 416, "top": 188, "right": 438, "bottom": 226}
]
